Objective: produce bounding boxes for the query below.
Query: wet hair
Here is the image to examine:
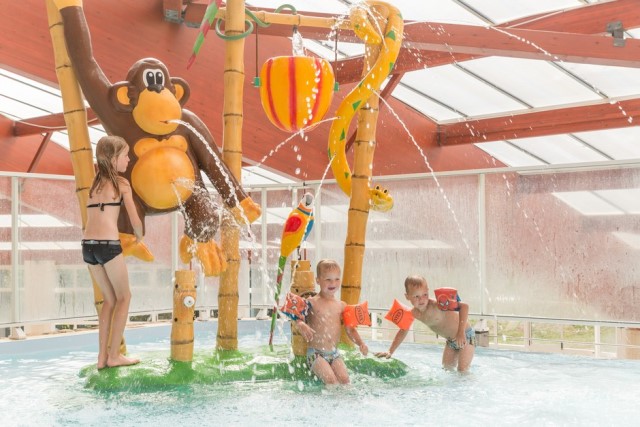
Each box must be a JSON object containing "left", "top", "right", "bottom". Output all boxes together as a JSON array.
[
  {"left": 404, "top": 275, "right": 427, "bottom": 293},
  {"left": 89, "top": 135, "right": 128, "bottom": 199},
  {"left": 316, "top": 259, "right": 341, "bottom": 278}
]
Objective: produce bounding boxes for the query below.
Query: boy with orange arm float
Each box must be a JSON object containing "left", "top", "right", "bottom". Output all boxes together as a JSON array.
[
  {"left": 376, "top": 275, "right": 475, "bottom": 372},
  {"left": 295, "top": 259, "right": 369, "bottom": 385}
]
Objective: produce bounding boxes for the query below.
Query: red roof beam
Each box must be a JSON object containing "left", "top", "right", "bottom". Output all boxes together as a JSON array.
[
  {"left": 438, "top": 97, "right": 640, "bottom": 146},
  {"left": 402, "top": 23, "right": 640, "bottom": 69}
]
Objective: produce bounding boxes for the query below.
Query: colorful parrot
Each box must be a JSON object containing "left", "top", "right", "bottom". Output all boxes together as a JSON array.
[
  {"left": 269, "top": 192, "right": 315, "bottom": 347},
  {"left": 187, "top": 0, "right": 223, "bottom": 69},
  {"left": 279, "top": 192, "right": 315, "bottom": 259}
]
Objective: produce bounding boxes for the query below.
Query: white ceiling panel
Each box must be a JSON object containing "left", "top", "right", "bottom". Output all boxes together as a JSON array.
[
  {"left": 595, "top": 189, "right": 640, "bottom": 214},
  {"left": 509, "top": 134, "right": 609, "bottom": 164},
  {"left": 556, "top": 62, "right": 640, "bottom": 98},
  {"left": 391, "top": 84, "right": 462, "bottom": 121},
  {"left": 462, "top": 57, "right": 602, "bottom": 108},
  {"left": 463, "top": 0, "right": 583, "bottom": 25},
  {"left": 474, "top": 141, "right": 545, "bottom": 167},
  {"left": 575, "top": 128, "right": 640, "bottom": 160},
  {"left": 391, "top": 0, "right": 486, "bottom": 25},
  {"left": 401, "top": 65, "right": 525, "bottom": 117},
  {"left": 552, "top": 191, "right": 624, "bottom": 216}
]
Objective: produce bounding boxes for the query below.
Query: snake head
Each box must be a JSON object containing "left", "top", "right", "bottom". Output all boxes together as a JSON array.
[{"left": 369, "top": 184, "right": 393, "bottom": 212}]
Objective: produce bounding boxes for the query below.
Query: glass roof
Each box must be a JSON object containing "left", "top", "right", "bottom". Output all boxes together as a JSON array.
[
  {"left": 2, "top": 0, "right": 639, "bottom": 182},
  {"left": 246, "top": 0, "right": 640, "bottom": 172}
]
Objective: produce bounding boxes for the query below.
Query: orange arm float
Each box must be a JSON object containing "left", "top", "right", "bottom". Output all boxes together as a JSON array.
[
  {"left": 384, "top": 299, "right": 414, "bottom": 330},
  {"left": 434, "top": 287, "right": 461, "bottom": 311},
  {"left": 343, "top": 301, "right": 372, "bottom": 327}
]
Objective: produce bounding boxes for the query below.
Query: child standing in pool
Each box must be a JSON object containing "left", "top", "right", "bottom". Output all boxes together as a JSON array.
[
  {"left": 82, "top": 136, "right": 143, "bottom": 369},
  {"left": 375, "top": 275, "right": 475, "bottom": 372},
  {"left": 295, "top": 259, "right": 369, "bottom": 385}
]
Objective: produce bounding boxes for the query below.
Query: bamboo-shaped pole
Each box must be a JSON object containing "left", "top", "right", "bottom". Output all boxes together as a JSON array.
[
  {"left": 171, "top": 270, "right": 197, "bottom": 361},
  {"left": 217, "top": 0, "right": 246, "bottom": 351},
  {"left": 46, "top": 0, "right": 125, "bottom": 354},
  {"left": 341, "top": 3, "right": 388, "bottom": 344},
  {"left": 289, "top": 260, "right": 315, "bottom": 356}
]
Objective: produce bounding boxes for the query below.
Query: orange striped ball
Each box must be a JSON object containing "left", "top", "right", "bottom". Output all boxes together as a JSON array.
[{"left": 260, "top": 56, "right": 335, "bottom": 133}]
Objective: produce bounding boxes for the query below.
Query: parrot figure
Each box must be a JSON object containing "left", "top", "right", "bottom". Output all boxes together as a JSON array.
[
  {"left": 280, "top": 192, "right": 315, "bottom": 259},
  {"left": 187, "top": 0, "right": 223, "bottom": 69},
  {"left": 269, "top": 192, "right": 315, "bottom": 347}
]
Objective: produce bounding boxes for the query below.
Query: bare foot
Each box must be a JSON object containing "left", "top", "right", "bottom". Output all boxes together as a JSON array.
[
  {"left": 97, "top": 354, "right": 108, "bottom": 370},
  {"left": 106, "top": 354, "right": 140, "bottom": 368}
]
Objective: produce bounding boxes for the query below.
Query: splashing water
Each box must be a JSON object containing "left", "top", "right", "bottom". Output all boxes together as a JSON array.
[
  {"left": 168, "top": 120, "right": 318, "bottom": 353},
  {"left": 490, "top": 26, "right": 632, "bottom": 124},
  {"left": 483, "top": 25, "right": 632, "bottom": 307},
  {"left": 353, "top": 1, "right": 389, "bottom": 51},
  {"left": 171, "top": 177, "right": 196, "bottom": 258},
  {"left": 171, "top": 177, "right": 224, "bottom": 260},
  {"left": 292, "top": 28, "right": 305, "bottom": 57},
  {"left": 376, "top": 94, "right": 482, "bottom": 285},
  {"left": 168, "top": 119, "right": 255, "bottom": 228},
  {"left": 254, "top": 116, "right": 337, "bottom": 167},
  {"left": 168, "top": 120, "right": 280, "bottom": 305}
]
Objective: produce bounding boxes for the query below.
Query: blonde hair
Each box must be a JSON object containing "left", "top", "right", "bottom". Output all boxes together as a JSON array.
[
  {"left": 404, "top": 275, "right": 427, "bottom": 293},
  {"left": 316, "top": 259, "right": 341, "bottom": 278},
  {"left": 89, "top": 136, "right": 128, "bottom": 199}
]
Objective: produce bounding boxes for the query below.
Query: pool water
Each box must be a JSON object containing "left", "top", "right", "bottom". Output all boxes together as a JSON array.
[{"left": 1, "top": 320, "right": 638, "bottom": 426}]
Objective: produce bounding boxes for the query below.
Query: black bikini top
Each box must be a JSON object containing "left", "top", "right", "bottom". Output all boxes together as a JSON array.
[{"left": 87, "top": 197, "right": 123, "bottom": 211}]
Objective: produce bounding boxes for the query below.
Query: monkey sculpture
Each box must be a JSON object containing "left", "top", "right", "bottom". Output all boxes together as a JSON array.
[{"left": 54, "top": 0, "right": 260, "bottom": 276}]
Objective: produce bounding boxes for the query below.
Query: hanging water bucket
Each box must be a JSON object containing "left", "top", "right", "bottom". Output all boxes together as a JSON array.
[{"left": 259, "top": 56, "right": 335, "bottom": 133}]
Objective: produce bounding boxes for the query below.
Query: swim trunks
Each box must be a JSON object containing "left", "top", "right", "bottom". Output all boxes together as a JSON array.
[
  {"left": 306, "top": 347, "right": 342, "bottom": 368},
  {"left": 446, "top": 327, "right": 476, "bottom": 350},
  {"left": 82, "top": 239, "right": 123, "bottom": 265}
]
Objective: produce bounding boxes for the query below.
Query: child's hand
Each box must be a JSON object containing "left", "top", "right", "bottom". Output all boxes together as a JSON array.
[
  {"left": 359, "top": 342, "right": 369, "bottom": 356},
  {"left": 455, "top": 329, "right": 467, "bottom": 348},
  {"left": 297, "top": 322, "right": 315, "bottom": 342},
  {"left": 374, "top": 351, "right": 392, "bottom": 359}
]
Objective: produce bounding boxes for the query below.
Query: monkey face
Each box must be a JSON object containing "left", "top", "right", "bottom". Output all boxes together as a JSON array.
[
  {"left": 131, "top": 66, "right": 182, "bottom": 135},
  {"left": 111, "top": 59, "right": 191, "bottom": 136}
]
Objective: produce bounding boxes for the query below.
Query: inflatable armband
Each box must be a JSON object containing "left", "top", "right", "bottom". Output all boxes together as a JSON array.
[
  {"left": 280, "top": 292, "right": 310, "bottom": 321},
  {"left": 384, "top": 299, "right": 414, "bottom": 330},
  {"left": 342, "top": 301, "right": 371, "bottom": 327},
  {"left": 434, "top": 287, "right": 461, "bottom": 311}
]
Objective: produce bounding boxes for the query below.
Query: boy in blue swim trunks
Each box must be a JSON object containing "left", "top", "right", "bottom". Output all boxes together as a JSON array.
[
  {"left": 295, "top": 259, "right": 368, "bottom": 385},
  {"left": 375, "top": 275, "right": 475, "bottom": 372}
]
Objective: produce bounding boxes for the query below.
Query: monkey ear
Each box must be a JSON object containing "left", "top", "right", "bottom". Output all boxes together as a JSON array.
[
  {"left": 109, "top": 81, "right": 135, "bottom": 113},
  {"left": 171, "top": 77, "right": 190, "bottom": 106}
]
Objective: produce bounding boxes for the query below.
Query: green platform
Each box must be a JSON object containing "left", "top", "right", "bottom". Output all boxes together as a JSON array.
[{"left": 80, "top": 344, "right": 408, "bottom": 392}]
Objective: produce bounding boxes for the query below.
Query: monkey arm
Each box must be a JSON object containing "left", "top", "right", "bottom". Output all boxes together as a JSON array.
[
  {"left": 56, "top": 2, "right": 112, "bottom": 119},
  {"left": 181, "top": 110, "right": 249, "bottom": 208}
]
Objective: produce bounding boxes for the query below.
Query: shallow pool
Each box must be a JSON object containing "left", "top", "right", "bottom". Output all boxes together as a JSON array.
[{"left": 1, "top": 320, "right": 638, "bottom": 426}]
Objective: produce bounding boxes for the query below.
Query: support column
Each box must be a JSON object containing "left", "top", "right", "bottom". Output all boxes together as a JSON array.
[{"left": 171, "top": 270, "right": 197, "bottom": 362}]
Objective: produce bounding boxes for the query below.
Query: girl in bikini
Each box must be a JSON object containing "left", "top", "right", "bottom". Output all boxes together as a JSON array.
[{"left": 82, "top": 136, "right": 143, "bottom": 369}]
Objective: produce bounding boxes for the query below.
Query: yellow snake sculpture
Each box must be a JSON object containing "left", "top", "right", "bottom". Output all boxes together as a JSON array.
[{"left": 328, "top": 1, "right": 403, "bottom": 212}]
